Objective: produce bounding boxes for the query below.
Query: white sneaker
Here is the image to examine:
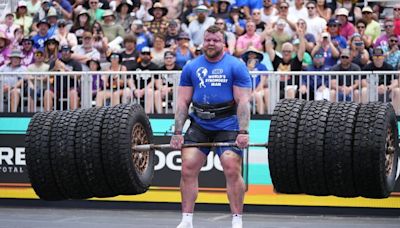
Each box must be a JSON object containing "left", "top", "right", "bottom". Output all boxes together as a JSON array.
[
  {"left": 232, "top": 222, "right": 242, "bottom": 228},
  {"left": 176, "top": 221, "right": 193, "bottom": 228}
]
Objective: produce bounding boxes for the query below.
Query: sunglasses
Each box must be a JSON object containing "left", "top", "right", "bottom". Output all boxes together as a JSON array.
[
  {"left": 90, "top": 1, "right": 98, "bottom": 4},
  {"left": 110, "top": 54, "right": 120, "bottom": 59},
  {"left": 141, "top": 52, "right": 151, "bottom": 55},
  {"left": 357, "top": 26, "right": 365, "bottom": 29},
  {"left": 362, "top": 12, "right": 372, "bottom": 14},
  {"left": 384, "top": 25, "right": 393, "bottom": 28},
  {"left": 340, "top": 56, "right": 349, "bottom": 59},
  {"left": 373, "top": 55, "right": 384, "bottom": 59},
  {"left": 282, "top": 50, "right": 292, "bottom": 53},
  {"left": 328, "top": 24, "right": 338, "bottom": 27},
  {"left": 35, "top": 53, "right": 43, "bottom": 57},
  {"left": 215, "top": 22, "right": 225, "bottom": 25},
  {"left": 307, "top": 7, "right": 315, "bottom": 10},
  {"left": 390, "top": 39, "right": 398, "bottom": 43},
  {"left": 23, "top": 42, "right": 32, "bottom": 45},
  {"left": 280, "top": 6, "right": 288, "bottom": 9},
  {"left": 394, "top": 8, "right": 400, "bottom": 11}
]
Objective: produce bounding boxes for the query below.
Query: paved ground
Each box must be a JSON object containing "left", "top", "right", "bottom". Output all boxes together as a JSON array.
[{"left": 0, "top": 206, "right": 399, "bottom": 228}]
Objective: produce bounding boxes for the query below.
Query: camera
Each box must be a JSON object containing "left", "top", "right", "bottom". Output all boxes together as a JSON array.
[{"left": 354, "top": 41, "right": 364, "bottom": 47}]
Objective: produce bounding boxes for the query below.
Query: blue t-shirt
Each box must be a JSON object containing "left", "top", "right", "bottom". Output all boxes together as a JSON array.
[
  {"left": 250, "top": 63, "right": 267, "bottom": 88},
  {"left": 179, "top": 53, "right": 252, "bottom": 131},
  {"left": 234, "top": 0, "right": 263, "bottom": 10},
  {"left": 331, "top": 35, "right": 348, "bottom": 49},
  {"left": 32, "top": 33, "right": 51, "bottom": 51},
  {"left": 175, "top": 47, "right": 193, "bottom": 68}
]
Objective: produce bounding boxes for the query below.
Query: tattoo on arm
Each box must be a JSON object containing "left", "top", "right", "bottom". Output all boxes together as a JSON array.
[
  {"left": 174, "top": 103, "right": 189, "bottom": 132},
  {"left": 236, "top": 88, "right": 251, "bottom": 130}
]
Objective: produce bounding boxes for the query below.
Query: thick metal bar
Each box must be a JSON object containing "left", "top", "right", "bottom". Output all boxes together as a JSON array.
[{"left": 132, "top": 142, "right": 268, "bottom": 152}]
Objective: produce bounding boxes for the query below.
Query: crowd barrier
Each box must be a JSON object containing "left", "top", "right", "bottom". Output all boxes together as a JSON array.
[{"left": 1, "top": 71, "right": 399, "bottom": 115}]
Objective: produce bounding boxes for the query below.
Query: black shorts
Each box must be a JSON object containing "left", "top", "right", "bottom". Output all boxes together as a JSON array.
[{"left": 184, "top": 120, "right": 243, "bottom": 157}]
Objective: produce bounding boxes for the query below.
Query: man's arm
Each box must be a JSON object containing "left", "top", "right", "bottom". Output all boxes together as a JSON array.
[
  {"left": 174, "top": 86, "right": 193, "bottom": 133},
  {"left": 233, "top": 85, "right": 251, "bottom": 131}
]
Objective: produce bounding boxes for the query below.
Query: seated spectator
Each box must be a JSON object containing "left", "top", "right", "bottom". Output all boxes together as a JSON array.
[
  {"left": 11, "top": 27, "right": 24, "bottom": 49},
  {"left": 251, "top": 9, "right": 266, "bottom": 35},
  {"left": 236, "top": 20, "right": 263, "bottom": 56},
  {"left": 70, "top": 9, "right": 91, "bottom": 45},
  {"left": 180, "top": 0, "right": 199, "bottom": 26},
  {"left": 27, "top": 49, "right": 50, "bottom": 111},
  {"left": 96, "top": 53, "right": 131, "bottom": 107},
  {"left": 165, "top": 19, "right": 181, "bottom": 49},
  {"left": 327, "top": 18, "right": 347, "bottom": 50},
  {"left": 154, "top": 51, "right": 182, "bottom": 113},
  {"left": 355, "top": 19, "right": 372, "bottom": 48},
  {"left": 14, "top": 1, "right": 33, "bottom": 36},
  {"left": 265, "top": 27, "right": 306, "bottom": 99},
  {"left": 374, "top": 18, "right": 399, "bottom": 52},
  {"left": 294, "top": 19, "right": 316, "bottom": 53},
  {"left": 121, "top": 34, "right": 139, "bottom": 71},
  {"left": 288, "top": 0, "right": 308, "bottom": 23},
  {"left": 160, "top": 0, "right": 183, "bottom": 20},
  {"left": 128, "top": 20, "right": 151, "bottom": 52},
  {"left": 45, "top": 10, "right": 59, "bottom": 38},
  {"left": 242, "top": 47, "right": 268, "bottom": 114},
  {"left": 144, "top": 2, "right": 169, "bottom": 35},
  {"left": 336, "top": 0, "right": 362, "bottom": 24},
  {"left": 235, "top": 0, "right": 263, "bottom": 20},
  {"left": 91, "top": 21, "right": 109, "bottom": 63},
  {"left": 86, "top": 58, "right": 103, "bottom": 100},
  {"left": 54, "top": 19, "right": 77, "bottom": 48},
  {"left": 174, "top": 32, "right": 194, "bottom": 68},
  {"left": 225, "top": 6, "right": 246, "bottom": 36},
  {"left": 0, "top": 32, "right": 11, "bottom": 67},
  {"left": 32, "top": 0, "right": 57, "bottom": 32},
  {"left": 88, "top": 0, "right": 105, "bottom": 24},
  {"left": 20, "top": 37, "right": 35, "bottom": 67},
  {"left": 188, "top": 5, "right": 216, "bottom": 47},
  {"left": 115, "top": 0, "right": 135, "bottom": 32},
  {"left": 311, "top": 32, "right": 340, "bottom": 68},
  {"left": 51, "top": 0, "right": 73, "bottom": 20},
  {"left": 292, "top": 38, "right": 312, "bottom": 69},
  {"left": 394, "top": 3, "right": 400, "bottom": 36},
  {"left": 336, "top": 8, "right": 356, "bottom": 41},
  {"left": 330, "top": 49, "right": 364, "bottom": 102},
  {"left": 136, "top": 0, "right": 154, "bottom": 22},
  {"left": 349, "top": 33, "right": 370, "bottom": 69},
  {"left": 261, "top": 0, "right": 278, "bottom": 24},
  {"left": 43, "top": 38, "right": 60, "bottom": 64},
  {"left": 150, "top": 33, "right": 168, "bottom": 68},
  {"left": 270, "top": 19, "right": 292, "bottom": 53},
  {"left": 304, "top": 1, "right": 326, "bottom": 40},
  {"left": 385, "top": 35, "right": 400, "bottom": 69},
  {"left": 362, "top": 6, "right": 380, "bottom": 43},
  {"left": 71, "top": 31, "right": 101, "bottom": 67},
  {"left": 316, "top": 0, "right": 332, "bottom": 21},
  {"left": 300, "top": 52, "right": 331, "bottom": 101},
  {"left": 101, "top": 10, "right": 125, "bottom": 45},
  {"left": 0, "top": 49, "right": 28, "bottom": 112},
  {"left": 275, "top": 1, "right": 297, "bottom": 35},
  {"left": 0, "top": 12, "right": 19, "bottom": 41},
  {"left": 363, "top": 47, "right": 400, "bottom": 113},
  {"left": 45, "top": 45, "right": 81, "bottom": 111},
  {"left": 211, "top": 0, "right": 231, "bottom": 19},
  {"left": 26, "top": 0, "right": 42, "bottom": 17},
  {"left": 32, "top": 19, "right": 51, "bottom": 51}
]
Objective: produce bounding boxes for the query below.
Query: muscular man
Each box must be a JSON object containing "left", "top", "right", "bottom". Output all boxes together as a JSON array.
[{"left": 170, "top": 25, "right": 251, "bottom": 228}]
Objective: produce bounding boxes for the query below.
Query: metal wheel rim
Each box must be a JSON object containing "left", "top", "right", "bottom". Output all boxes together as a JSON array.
[
  {"left": 385, "top": 127, "right": 395, "bottom": 177},
  {"left": 131, "top": 123, "right": 149, "bottom": 175}
]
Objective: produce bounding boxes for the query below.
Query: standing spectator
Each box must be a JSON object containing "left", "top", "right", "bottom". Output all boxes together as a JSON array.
[
  {"left": 31, "top": 19, "right": 51, "bottom": 51},
  {"left": 20, "top": 37, "right": 35, "bottom": 67},
  {"left": 362, "top": 6, "right": 381, "bottom": 43},
  {"left": 374, "top": 18, "right": 399, "bottom": 52},
  {"left": 188, "top": 5, "right": 216, "bottom": 47},
  {"left": 45, "top": 45, "right": 81, "bottom": 111},
  {"left": 88, "top": 0, "right": 105, "bottom": 24},
  {"left": 0, "top": 49, "right": 28, "bottom": 112},
  {"left": 70, "top": 9, "right": 91, "bottom": 45},
  {"left": 336, "top": 8, "right": 356, "bottom": 41},
  {"left": 0, "top": 12, "right": 19, "bottom": 41},
  {"left": 300, "top": 52, "right": 331, "bottom": 101},
  {"left": 327, "top": 18, "right": 347, "bottom": 50},
  {"left": 288, "top": 0, "right": 308, "bottom": 23},
  {"left": 54, "top": 19, "right": 78, "bottom": 47},
  {"left": 214, "top": 18, "right": 236, "bottom": 55},
  {"left": 235, "top": 20, "right": 263, "bottom": 57},
  {"left": 154, "top": 51, "right": 182, "bottom": 113},
  {"left": 150, "top": 33, "right": 168, "bottom": 67},
  {"left": 316, "top": 0, "right": 332, "bottom": 21},
  {"left": 115, "top": 0, "right": 135, "bottom": 32},
  {"left": 129, "top": 20, "right": 151, "bottom": 52},
  {"left": 311, "top": 32, "right": 340, "bottom": 68},
  {"left": 101, "top": 10, "right": 126, "bottom": 45},
  {"left": 174, "top": 32, "right": 194, "bottom": 68},
  {"left": 385, "top": 35, "right": 400, "bottom": 69},
  {"left": 14, "top": 1, "right": 33, "bottom": 37},
  {"left": 144, "top": 2, "right": 169, "bottom": 35},
  {"left": 349, "top": 33, "right": 370, "bottom": 69},
  {"left": 0, "top": 32, "right": 11, "bottom": 67},
  {"left": 43, "top": 37, "right": 60, "bottom": 64},
  {"left": 336, "top": 0, "right": 361, "bottom": 23},
  {"left": 71, "top": 31, "right": 101, "bottom": 67},
  {"left": 86, "top": 58, "right": 103, "bottom": 101},
  {"left": 261, "top": 0, "right": 278, "bottom": 24},
  {"left": 363, "top": 47, "right": 400, "bottom": 114},
  {"left": 394, "top": 3, "right": 400, "bottom": 36},
  {"left": 121, "top": 34, "right": 139, "bottom": 71},
  {"left": 304, "top": 1, "right": 326, "bottom": 40},
  {"left": 355, "top": 19, "right": 372, "bottom": 48},
  {"left": 225, "top": 6, "right": 246, "bottom": 36},
  {"left": 330, "top": 49, "right": 364, "bottom": 102}
]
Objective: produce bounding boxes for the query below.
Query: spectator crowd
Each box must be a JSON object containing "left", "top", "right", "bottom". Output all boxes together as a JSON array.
[{"left": 0, "top": 0, "right": 399, "bottom": 114}]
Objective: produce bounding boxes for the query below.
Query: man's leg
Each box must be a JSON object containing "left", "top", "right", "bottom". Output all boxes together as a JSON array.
[{"left": 177, "top": 147, "right": 206, "bottom": 228}]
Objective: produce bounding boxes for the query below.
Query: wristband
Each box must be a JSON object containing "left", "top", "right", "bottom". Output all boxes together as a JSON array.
[
  {"left": 238, "top": 130, "right": 249, "bottom": 134},
  {"left": 174, "top": 131, "right": 182, "bottom": 135}
]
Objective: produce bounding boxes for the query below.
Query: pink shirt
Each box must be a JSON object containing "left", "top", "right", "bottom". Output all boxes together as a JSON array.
[
  {"left": 236, "top": 33, "right": 263, "bottom": 51},
  {"left": 340, "top": 22, "right": 356, "bottom": 41},
  {"left": 0, "top": 47, "right": 11, "bottom": 67},
  {"left": 395, "top": 18, "right": 400, "bottom": 36}
]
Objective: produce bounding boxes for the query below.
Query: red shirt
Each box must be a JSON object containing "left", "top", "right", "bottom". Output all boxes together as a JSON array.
[
  {"left": 340, "top": 21, "right": 356, "bottom": 41},
  {"left": 395, "top": 18, "right": 400, "bottom": 36}
]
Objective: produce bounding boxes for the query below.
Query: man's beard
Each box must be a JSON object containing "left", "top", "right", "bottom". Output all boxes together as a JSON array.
[{"left": 205, "top": 48, "right": 222, "bottom": 59}]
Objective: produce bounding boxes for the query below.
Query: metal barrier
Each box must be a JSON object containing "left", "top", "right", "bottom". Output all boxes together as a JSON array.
[{"left": 1, "top": 71, "right": 399, "bottom": 115}]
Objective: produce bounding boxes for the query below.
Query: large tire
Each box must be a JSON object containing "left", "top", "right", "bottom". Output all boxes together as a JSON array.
[
  {"left": 25, "top": 111, "right": 66, "bottom": 200},
  {"left": 50, "top": 110, "right": 91, "bottom": 199},
  {"left": 353, "top": 102, "right": 399, "bottom": 198},
  {"left": 268, "top": 99, "right": 306, "bottom": 194},
  {"left": 297, "top": 100, "right": 331, "bottom": 196},
  {"left": 324, "top": 102, "right": 359, "bottom": 197},
  {"left": 75, "top": 107, "right": 116, "bottom": 198},
  {"left": 102, "top": 104, "right": 154, "bottom": 195}
]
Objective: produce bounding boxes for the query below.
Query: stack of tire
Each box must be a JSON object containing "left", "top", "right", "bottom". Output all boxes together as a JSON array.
[
  {"left": 25, "top": 104, "right": 155, "bottom": 200},
  {"left": 268, "top": 99, "right": 399, "bottom": 198}
]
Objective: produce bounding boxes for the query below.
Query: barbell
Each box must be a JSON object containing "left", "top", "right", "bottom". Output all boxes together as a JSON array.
[{"left": 24, "top": 99, "right": 399, "bottom": 201}]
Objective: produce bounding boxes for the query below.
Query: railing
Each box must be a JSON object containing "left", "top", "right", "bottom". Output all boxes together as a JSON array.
[{"left": 1, "top": 71, "right": 399, "bottom": 115}]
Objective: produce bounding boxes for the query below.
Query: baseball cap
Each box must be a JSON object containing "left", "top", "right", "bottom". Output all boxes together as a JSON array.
[
  {"left": 168, "top": 19, "right": 178, "bottom": 27},
  {"left": 372, "top": 47, "right": 384, "bottom": 56},
  {"left": 327, "top": 18, "right": 340, "bottom": 26},
  {"left": 322, "top": 32, "right": 330, "bottom": 38},
  {"left": 164, "top": 51, "right": 175, "bottom": 58},
  {"left": 362, "top": 6, "right": 373, "bottom": 13},
  {"left": 141, "top": 46, "right": 151, "bottom": 53},
  {"left": 60, "top": 45, "right": 73, "bottom": 52},
  {"left": 340, "top": 49, "right": 351, "bottom": 57},
  {"left": 336, "top": 8, "right": 349, "bottom": 17}
]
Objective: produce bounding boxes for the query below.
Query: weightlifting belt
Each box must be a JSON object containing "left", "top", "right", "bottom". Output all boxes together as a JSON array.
[{"left": 192, "top": 100, "right": 236, "bottom": 120}]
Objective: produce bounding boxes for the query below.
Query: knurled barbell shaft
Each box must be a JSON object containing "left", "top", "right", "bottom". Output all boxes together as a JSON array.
[{"left": 132, "top": 142, "right": 269, "bottom": 152}]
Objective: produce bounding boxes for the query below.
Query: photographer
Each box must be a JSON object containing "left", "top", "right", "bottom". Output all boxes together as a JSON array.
[
  {"left": 349, "top": 33, "right": 369, "bottom": 69},
  {"left": 311, "top": 32, "right": 340, "bottom": 69}
]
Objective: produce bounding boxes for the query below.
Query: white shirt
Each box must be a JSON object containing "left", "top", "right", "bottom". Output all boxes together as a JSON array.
[
  {"left": 188, "top": 17, "right": 216, "bottom": 46},
  {"left": 288, "top": 6, "right": 308, "bottom": 23},
  {"left": 305, "top": 16, "right": 327, "bottom": 39}
]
